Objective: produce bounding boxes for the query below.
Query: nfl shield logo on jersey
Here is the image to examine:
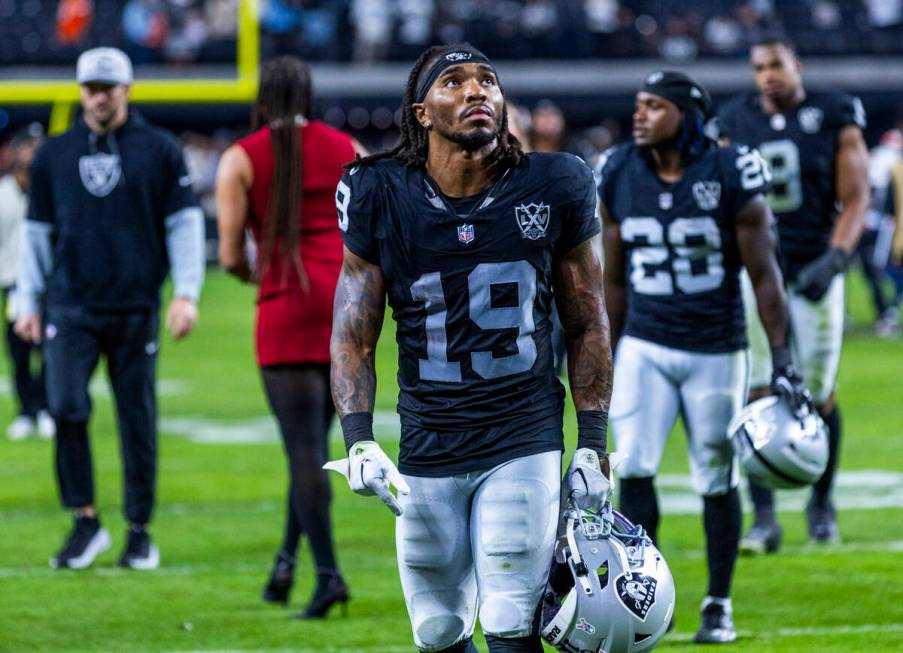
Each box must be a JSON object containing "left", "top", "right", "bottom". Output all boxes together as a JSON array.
[
  {"left": 457, "top": 223, "right": 475, "bottom": 244},
  {"left": 515, "top": 202, "right": 550, "bottom": 240},
  {"left": 79, "top": 153, "right": 122, "bottom": 197},
  {"left": 692, "top": 181, "right": 722, "bottom": 211}
]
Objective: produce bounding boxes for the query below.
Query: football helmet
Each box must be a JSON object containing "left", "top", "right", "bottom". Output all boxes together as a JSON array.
[
  {"left": 728, "top": 395, "right": 828, "bottom": 489},
  {"left": 540, "top": 505, "right": 675, "bottom": 653}
]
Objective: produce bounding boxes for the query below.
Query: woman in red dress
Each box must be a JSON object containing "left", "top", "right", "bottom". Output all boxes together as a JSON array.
[{"left": 215, "top": 57, "right": 362, "bottom": 619}]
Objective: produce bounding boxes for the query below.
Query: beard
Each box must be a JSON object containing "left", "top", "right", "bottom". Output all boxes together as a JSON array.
[{"left": 450, "top": 124, "right": 498, "bottom": 152}]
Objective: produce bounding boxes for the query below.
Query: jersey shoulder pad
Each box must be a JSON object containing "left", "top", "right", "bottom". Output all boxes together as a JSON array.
[
  {"left": 594, "top": 143, "right": 632, "bottom": 194},
  {"left": 714, "top": 93, "right": 755, "bottom": 138},
  {"left": 810, "top": 92, "right": 866, "bottom": 130},
  {"left": 719, "top": 142, "right": 771, "bottom": 195},
  {"left": 528, "top": 151, "right": 595, "bottom": 202}
]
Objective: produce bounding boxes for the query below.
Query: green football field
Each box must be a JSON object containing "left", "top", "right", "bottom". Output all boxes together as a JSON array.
[{"left": 1, "top": 270, "right": 901, "bottom": 653}]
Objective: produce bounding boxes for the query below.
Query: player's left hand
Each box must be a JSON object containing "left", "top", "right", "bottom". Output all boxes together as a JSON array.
[
  {"left": 566, "top": 447, "right": 612, "bottom": 512},
  {"left": 166, "top": 297, "right": 198, "bottom": 340},
  {"left": 771, "top": 366, "right": 813, "bottom": 419},
  {"left": 796, "top": 247, "right": 847, "bottom": 302}
]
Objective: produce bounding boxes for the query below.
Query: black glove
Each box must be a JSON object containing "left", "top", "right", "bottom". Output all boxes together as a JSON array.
[
  {"left": 795, "top": 247, "right": 847, "bottom": 302},
  {"left": 770, "top": 344, "right": 812, "bottom": 418}
]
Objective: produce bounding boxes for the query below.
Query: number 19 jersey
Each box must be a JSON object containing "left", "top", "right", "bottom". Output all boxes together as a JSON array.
[
  {"left": 337, "top": 153, "right": 600, "bottom": 476},
  {"left": 597, "top": 141, "right": 769, "bottom": 353},
  {"left": 717, "top": 92, "right": 865, "bottom": 282}
]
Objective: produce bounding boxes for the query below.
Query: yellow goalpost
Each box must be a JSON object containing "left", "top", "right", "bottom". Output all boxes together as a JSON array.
[{"left": 0, "top": 0, "right": 260, "bottom": 134}]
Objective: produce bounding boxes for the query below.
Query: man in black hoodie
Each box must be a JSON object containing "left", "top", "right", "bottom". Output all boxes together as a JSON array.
[{"left": 15, "top": 47, "right": 205, "bottom": 571}]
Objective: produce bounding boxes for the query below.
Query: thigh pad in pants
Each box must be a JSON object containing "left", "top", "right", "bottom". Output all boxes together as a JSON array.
[
  {"left": 610, "top": 337, "right": 681, "bottom": 479},
  {"left": 473, "top": 451, "right": 560, "bottom": 638}
]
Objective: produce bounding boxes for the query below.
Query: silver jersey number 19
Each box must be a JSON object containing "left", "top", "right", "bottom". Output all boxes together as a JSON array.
[{"left": 411, "top": 260, "right": 537, "bottom": 382}]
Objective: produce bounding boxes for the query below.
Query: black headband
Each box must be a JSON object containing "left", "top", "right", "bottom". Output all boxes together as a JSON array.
[
  {"left": 414, "top": 47, "right": 497, "bottom": 103},
  {"left": 641, "top": 70, "right": 712, "bottom": 120}
]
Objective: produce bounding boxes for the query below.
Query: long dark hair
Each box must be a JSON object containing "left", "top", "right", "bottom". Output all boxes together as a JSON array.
[
  {"left": 350, "top": 45, "right": 524, "bottom": 172},
  {"left": 252, "top": 56, "right": 313, "bottom": 289}
]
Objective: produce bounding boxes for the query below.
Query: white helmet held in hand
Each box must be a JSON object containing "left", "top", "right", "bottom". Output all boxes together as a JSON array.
[
  {"left": 541, "top": 506, "right": 675, "bottom": 653},
  {"left": 728, "top": 395, "right": 829, "bottom": 489}
]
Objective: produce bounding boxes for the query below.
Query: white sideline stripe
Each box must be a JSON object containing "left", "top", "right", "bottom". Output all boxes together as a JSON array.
[
  {"left": 667, "top": 622, "right": 903, "bottom": 642},
  {"left": 2, "top": 541, "right": 901, "bottom": 579},
  {"left": 159, "top": 411, "right": 401, "bottom": 445},
  {"left": 0, "top": 377, "right": 190, "bottom": 398}
]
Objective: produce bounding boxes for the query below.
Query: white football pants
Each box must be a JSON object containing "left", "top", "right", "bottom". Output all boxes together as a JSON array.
[
  {"left": 396, "top": 450, "right": 561, "bottom": 652},
  {"left": 610, "top": 336, "right": 747, "bottom": 496},
  {"left": 742, "top": 271, "right": 845, "bottom": 404}
]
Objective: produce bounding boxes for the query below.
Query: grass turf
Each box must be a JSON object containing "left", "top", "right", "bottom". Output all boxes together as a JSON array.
[{"left": 0, "top": 270, "right": 901, "bottom": 652}]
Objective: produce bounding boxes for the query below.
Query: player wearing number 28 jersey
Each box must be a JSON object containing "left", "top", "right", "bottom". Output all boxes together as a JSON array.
[
  {"left": 717, "top": 37, "right": 870, "bottom": 552},
  {"left": 600, "top": 71, "right": 802, "bottom": 644},
  {"left": 328, "top": 45, "right": 614, "bottom": 653}
]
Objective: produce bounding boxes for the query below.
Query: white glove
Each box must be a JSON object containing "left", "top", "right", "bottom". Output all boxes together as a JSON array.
[
  {"left": 566, "top": 447, "right": 612, "bottom": 512},
  {"left": 323, "top": 440, "right": 411, "bottom": 516}
]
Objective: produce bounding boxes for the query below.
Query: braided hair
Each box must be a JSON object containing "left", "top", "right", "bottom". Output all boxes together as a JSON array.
[
  {"left": 349, "top": 45, "right": 524, "bottom": 171},
  {"left": 674, "top": 111, "right": 712, "bottom": 163}
]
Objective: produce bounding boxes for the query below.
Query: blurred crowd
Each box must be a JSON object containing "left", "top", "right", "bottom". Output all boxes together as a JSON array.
[
  {"left": 3, "top": 1, "right": 903, "bottom": 66},
  {"left": 3, "top": 96, "right": 902, "bottom": 334}
]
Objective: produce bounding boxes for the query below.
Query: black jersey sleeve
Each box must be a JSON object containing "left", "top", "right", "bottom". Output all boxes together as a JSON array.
[
  {"left": 714, "top": 96, "right": 744, "bottom": 141},
  {"left": 26, "top": 142, "right": 54, "bottom": 225},
  {"left": 160, "top": 134, "right": 199, "bottom": 217},
  {"left": 722, "top": 143, "right": 772, "bottom": 214},
  {"left": 555, "top": 155, "right": 601, "bottom": 256},
  {"left": 336, "top": 164, "right": 381, "bottom": 264},
  {"left": 831, "top": 93, "right": 867, "bottom": 130},
  {"left": 594, "top": 145, "right": 627, "bottom": 223}
]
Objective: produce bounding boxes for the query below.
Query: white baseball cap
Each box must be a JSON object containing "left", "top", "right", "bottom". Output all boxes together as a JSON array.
[{"left": 76, "top": 47, "right": 133, "bottom": 86}]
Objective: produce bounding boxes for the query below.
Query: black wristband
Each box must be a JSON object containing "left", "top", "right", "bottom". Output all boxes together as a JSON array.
[
  {"left": 340, "top": 412, "right": 375, "bottom": 451},
  {"left": 770, "top": 344, "right": 793, "bottom": 373},
  {"left": 576, "top": 410, "right": 608, "bottom": 455}
]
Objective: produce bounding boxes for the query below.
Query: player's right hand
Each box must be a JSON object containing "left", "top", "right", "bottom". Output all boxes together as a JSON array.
[
  {"left": 13, "top": 313, "right": 42, "bottom": 344},
  {"left": 325, "top": 440, "right": 410, "bottom": 516},
  {"left": 770, "top": 366, "right": 813, "bottom": 418}
]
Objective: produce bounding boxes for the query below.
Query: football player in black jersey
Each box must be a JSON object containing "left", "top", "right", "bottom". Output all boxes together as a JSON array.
[
  {"left": 599, "top": 71, "right": 804, "bottom": 644},
  {"left": 327, "top": 45, "right": 613, "bottom": 653},
  {"left": 718, "top": 36, "right": 870, "bottom": 553}
]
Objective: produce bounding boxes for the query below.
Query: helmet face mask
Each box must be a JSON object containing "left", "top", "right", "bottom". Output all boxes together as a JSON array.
[
  {"left": 728, "top": 395, "right": 829, "bottom": 489},
  {"left": 541, "top": 507, "right": 675, "bottom": 653}
]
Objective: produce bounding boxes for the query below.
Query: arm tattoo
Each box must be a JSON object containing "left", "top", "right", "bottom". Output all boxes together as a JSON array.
[
  {"left": 330, "top": 252, "right": 386, "bottom": 418},
  {"left": 554, "top": 238, "right": 614, "bottom": 412}
]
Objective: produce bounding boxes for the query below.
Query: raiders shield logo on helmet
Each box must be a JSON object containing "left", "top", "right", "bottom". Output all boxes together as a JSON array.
[
  {"left": 615, "top": 572, "right": 658, "bottom": 621},
  {"left": 79, "top": 153, "right": 122, "bottom": 197},
  {"left": 515, "top": 202, "right": 550, "bottom": 240}
]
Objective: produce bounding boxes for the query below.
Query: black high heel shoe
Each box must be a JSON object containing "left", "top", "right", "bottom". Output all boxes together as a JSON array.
[
  {"left": 262, "top": 553, "right": 295, "bottom": 605},
  {"left": 295, "top": 573, "right": 350, "bottom": 619}
]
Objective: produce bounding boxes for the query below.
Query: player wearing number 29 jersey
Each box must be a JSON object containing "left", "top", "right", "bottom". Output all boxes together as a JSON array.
[
  {"left": 717, "top": 90, "right": 865, "bottom": 282},
  {"left": 716, "top": 37, "right": 871, "bottom": 554},
  {"left": 338, "top": 150, "right": 598, "bottom": 475}
]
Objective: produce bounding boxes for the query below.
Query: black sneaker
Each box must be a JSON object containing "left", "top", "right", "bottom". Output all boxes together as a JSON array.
[
  {"left": 694, "top": 598, "right": 737, "bottom": 644},
  {"left": 262, "top": 552, "right": 295, "bottom": 605},
  {"left": 807, "top": 499, "right": 840, "bottom": 544},
  {"left": 50, "top": 515, "right": 111, "bottom": 569},
  {"left": 119, "top": 525, "right": 160, "bottom": 570},
  {"left": 739, "top": 519, "right": 782, "bottom": 556}
]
